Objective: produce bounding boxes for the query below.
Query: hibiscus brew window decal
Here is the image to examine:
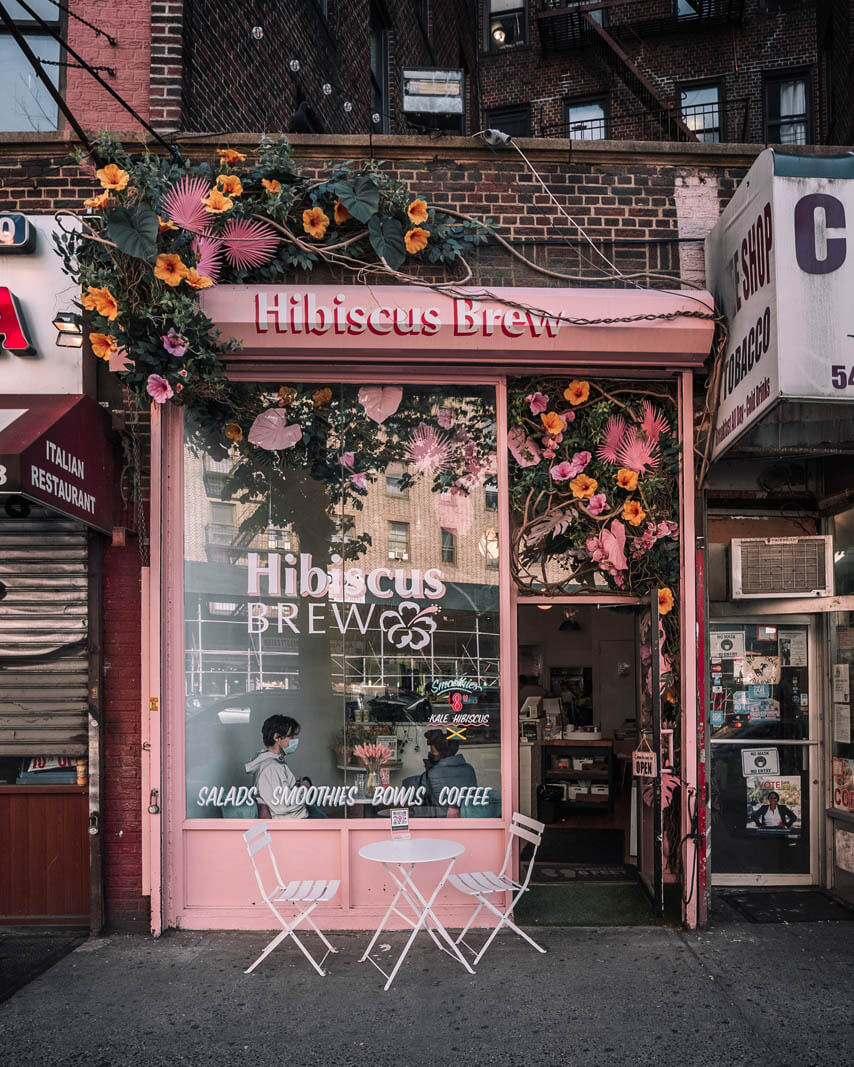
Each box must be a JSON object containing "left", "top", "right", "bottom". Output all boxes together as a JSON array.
[{"left": 184, "top": 383, "right": 501, "bottom": 820}]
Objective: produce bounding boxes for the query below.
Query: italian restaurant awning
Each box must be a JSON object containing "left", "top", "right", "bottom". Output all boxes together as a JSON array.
[{"left": 0, "top": 395, "right": 115, "bottom": 534}]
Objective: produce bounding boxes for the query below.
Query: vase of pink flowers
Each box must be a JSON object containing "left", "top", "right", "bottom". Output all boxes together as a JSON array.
[{"left": 353, "top": 741, "right": 393, "bottom": 796}]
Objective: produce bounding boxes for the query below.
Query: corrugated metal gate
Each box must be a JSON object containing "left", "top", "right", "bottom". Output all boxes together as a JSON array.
[{"left": 0, "top": 504, "right": 89, "bottom": 755}]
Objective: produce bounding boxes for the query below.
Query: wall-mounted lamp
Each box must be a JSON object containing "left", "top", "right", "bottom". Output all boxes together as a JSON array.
[
  {"left": 491, "top": 22, "right": 506, "bottom": 44},
  {"left": 53, "top": 311, "right": 83, "bottom": 348}
]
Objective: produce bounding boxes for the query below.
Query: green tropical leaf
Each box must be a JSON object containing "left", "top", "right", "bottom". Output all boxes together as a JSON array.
[
  {"left": 333, "top": 175, "right": 379, "bottom": 223},
  {"left": 106, "top": 204, "right": 159, "bottom": 263},
  {"left": 367, "top": 215, "right": 405, "bottom": 270}
]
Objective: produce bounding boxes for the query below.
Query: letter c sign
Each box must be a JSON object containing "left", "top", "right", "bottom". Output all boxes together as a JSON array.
[{"left": 794, "top": 193, "right": 847, "bottom": 275}]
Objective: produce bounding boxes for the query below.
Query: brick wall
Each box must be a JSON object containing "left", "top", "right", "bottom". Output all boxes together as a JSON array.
[
  {"left": 102, "top": 542, "right": 147, "bottom": 931},
  {"left": 173, "top": 1, "right": 474, "bottom": 135},
  {"left": 480, "top": 0, "right": 820, "bottom": 145},
  {"left": 64, "top": 2, "right": 151, "bottom": 133},
  {"left": 818, "top": 0, "right": 854, "bottom": 144}
]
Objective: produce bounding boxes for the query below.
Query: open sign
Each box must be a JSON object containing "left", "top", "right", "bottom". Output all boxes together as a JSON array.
[{"left": 633, "top": 750, "right": 658, "bottom": 778}]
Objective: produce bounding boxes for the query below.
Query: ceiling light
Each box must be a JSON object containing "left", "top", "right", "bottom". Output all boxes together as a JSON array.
[
  {"left": 288, "top": 59, "right": 300, "bottom": 72},
  {"left": 537, "top": 604, "right": 552, "bottom": 611},
  {"left": 491, "top": 23, "right": 506, "bottom": 44},
  {"left": 322, "top": 83, "right": 333, "bottom": 95},
  {"left": 251, "top": 25, "right": 264, "bottom": 39}
]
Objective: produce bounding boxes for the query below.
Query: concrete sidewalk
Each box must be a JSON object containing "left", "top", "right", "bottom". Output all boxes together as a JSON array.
[{"left": 2, "top": 904, "right": 853, "bottom": 1067}]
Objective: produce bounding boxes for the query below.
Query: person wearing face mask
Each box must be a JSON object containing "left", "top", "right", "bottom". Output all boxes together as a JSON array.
[{"left": 245, "top": 714, "right": 308, "bottom": 819}]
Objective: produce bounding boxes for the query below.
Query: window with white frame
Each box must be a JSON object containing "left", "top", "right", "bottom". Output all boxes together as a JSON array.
[{"left": 388, "top": 520, "right": 409, "bottom": 560}]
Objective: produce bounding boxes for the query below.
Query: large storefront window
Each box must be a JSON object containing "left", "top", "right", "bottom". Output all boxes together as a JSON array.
[{"left": 183, "top": 383, "right": 501, "bottom": 819}]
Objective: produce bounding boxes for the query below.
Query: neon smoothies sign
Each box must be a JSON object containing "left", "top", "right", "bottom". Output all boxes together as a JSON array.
[{"left": 246, "top": 552, "right": 447, "bottom": 650}]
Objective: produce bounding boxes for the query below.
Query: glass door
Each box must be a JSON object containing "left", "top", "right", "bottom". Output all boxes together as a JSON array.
[
  {"left": 637, "top": 591, "right": 664, "bottom": 916},
  {"left": 709, "top": 618, "right": 819, "bottom": 885}
]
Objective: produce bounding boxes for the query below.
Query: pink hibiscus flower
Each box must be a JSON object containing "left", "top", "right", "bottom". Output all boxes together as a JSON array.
[
  {"left": 341, "top": 451, "right": 355, "bottom": 469},
  {"left": 587, "top": 493, "right": 608, "bottom": 516},
  {"left": 525, "top": 391, "right": 549, "bottom": 415},
  {"left": 349, "top": 472, "right": 368, "bottom": 490},
  {"left": 550, "top": 460, "right": 574, "bottom": 482},
  {"left": 146, "top": 374, "right": 173, "bottom": 404},
  {"left": 567, "top": 450, "right": 592, "bottom": 477},
  {"left": 586, "top": 520, "right": 628, "bottom": 584},
  {"left": 161, "top": 327, "right": 188, "bottom": 358}
]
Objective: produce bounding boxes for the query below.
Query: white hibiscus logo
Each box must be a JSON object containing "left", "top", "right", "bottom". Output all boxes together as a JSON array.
[{"left": 379, "top": 602, "right": 439, "bottom": 651}]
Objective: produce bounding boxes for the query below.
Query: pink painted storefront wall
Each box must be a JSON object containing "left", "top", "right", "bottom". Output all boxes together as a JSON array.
[{"left": 155, "top": 286, "right": 713, "bottom": 931}]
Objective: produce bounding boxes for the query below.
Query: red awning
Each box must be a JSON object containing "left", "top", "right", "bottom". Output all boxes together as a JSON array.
[{"left": 0, "top": 395, "right": 115, "bottom": 534}]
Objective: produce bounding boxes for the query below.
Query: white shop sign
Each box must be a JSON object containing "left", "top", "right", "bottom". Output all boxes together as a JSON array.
[
  {"left": 740, "top": 747, "right": 781, "bottom": 777},
  {"left": 706, "top": 149, "right": 854, "bottom": 458}
]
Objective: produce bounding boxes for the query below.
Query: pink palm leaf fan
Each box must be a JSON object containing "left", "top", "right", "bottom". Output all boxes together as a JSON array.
[
  {"left": 192, "top": 235, "right": 224, "bottom": 283},
  {"left": 161, "top": 174, "right": 211, "bottom": 234},
  {"left": 615, "top": 425, "right": 660, "bottom": 475},
  {"left": 596, "top": 414, "right": 626, "bottom": 464},
  {"left": 640, "top": 400, "right": 670, "bottom": 445},
  {"left": 222, "top": 218, "right": 280, "bottom": 270}
]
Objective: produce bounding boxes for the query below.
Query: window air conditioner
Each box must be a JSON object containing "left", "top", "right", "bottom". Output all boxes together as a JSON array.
[{"left": 730, "top": 536, "right": 834, "bottom": 599}]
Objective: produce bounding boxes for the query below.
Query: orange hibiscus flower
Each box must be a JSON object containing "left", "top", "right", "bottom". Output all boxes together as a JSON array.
[
  {"left": 96, "top": 163, "right": 129, "bottom": 192},
  {"left": 564, "top": 380, "right": 590, "bottom": 406},
  {"left": 303, "top": 207, "right": 330, "bottom": 239},
  {"left": 185, "top": 268, "right": 213, "bottom": 290},
  {"left": 407, "top": 199, "right": 428, "bottom": 224},
  {"left": 157, "top": 214, "right": 178, "bottom": 234},
  {"left": 224, "top": 422, "right": 243, "bottom": 442},
  {"left": 570, "top": 473, "right": 598, "bottom": 499},
  {"left": 278, "top": 386, "right": 295, "bottom": 406},
  {"left": 621, "top": 499, "right": 647, "bottom": 526},
  {"left": 154, "top": 253, "right": 189, "bottom": 287},
  {"left": 80, "top": 285, "right": 118, "bottom": 321},
  {"left": 89, "top": 333, "right": 117, "bottom": 361},
  {"left": 312, "top": 387, "right": 333, "bottom": 408},
  {"left": 540, "top": 411, "right": 565, "bottom": 436},
  {"left": 616, "top": 468, "right": 639, "bottom": 491},
  {"left": 203, "top": 187, "right": 233, "bottom": 214},
  {"left": 217, "top": 148, "right": 246, "bottom": 165},
  {"left": 658, "top": 587, "right": 675, "bottom": 616},
  {"left": 334, "top": 199, "right": 351, "bottom": 225},
  {"left": 216, "top": 173, "right": 243, "bottom": 197},
  {"left": 404, "top": 227, "right": 429, "bottom": 254},
  {"left": 262, "top": 178, "right": 282, "bottom": 195},
  {"left": 84, "top": 190, "right": 110, "bottom": 210}
]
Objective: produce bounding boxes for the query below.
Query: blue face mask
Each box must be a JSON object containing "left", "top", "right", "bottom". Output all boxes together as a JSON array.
[{"left": 281, "top": 738, "right": 299, "bottom": 756}]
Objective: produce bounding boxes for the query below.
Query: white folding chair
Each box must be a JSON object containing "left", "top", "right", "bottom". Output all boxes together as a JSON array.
[
  {"left": 243, "top": 823, "right": 340, "bottom": 977},
  {"left": 449, "top": 811, "right": 547, "bottom": 964}
]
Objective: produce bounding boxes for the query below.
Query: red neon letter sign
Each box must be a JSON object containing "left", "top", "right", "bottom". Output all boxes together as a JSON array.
[{"left": 0, "top": 286, "right": 35, "bottom": 354}]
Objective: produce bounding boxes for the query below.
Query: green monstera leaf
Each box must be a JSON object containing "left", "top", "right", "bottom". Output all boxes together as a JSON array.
[
  {"left": 333, "top": 174, "right": 380, "bottom": 223},
  {"left": 367, "top": 215, "right": 405, "bottom": 270},
  {"left": 106, "top": 204, "right": 159, "bottom": 263}
]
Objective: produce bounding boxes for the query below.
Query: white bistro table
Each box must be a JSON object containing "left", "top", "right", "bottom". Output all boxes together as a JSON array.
[{"left": 358, "top": 837, "right": 476, "bottom": 990}]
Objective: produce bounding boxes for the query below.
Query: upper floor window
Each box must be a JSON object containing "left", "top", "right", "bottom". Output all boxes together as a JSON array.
[
  {"left": 765, "top": 74, "right": 809, "bottom": 145},
  {"left": 487, "top": 0, "right": 527, "bottom": 51},
  {"left": 441, "top": 528, "right": 456, "bottom": 564},
  {"left": 680, "top": 83, "right": 721, "bottom": 143},
  {"left": 485, "top": 105, "right": 531, "bottom": 139},
  {"left": 370, "top": 2, "right": 389, "bottom": 132},
  {"left": 566, "top": 97, "right": 607, "bottom": 140},
  {"left": 386, "top": 461, "right": 408, "bottom": 496},
  {"left": 388, "top": 520, "right": 410, "bottom": 560},
  {"left": 0, "top": 1, "right": 61, "bottom": 132},
  {"left": 485, "top": 476, "right": 499, "bottom": 511}
]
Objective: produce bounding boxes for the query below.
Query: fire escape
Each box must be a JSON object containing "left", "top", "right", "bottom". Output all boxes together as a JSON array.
[{"left": 537, "top": 0, "right": 746, "bottom": 142}]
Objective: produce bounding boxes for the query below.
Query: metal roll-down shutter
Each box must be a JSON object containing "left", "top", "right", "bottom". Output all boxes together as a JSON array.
[{"left": 0, "top": 504, "right": 89, "bottom": 755}]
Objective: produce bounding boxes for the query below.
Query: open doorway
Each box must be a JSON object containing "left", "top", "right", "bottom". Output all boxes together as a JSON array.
[{"left": 517, "top": 602, "right": 642, "bottom": 891}]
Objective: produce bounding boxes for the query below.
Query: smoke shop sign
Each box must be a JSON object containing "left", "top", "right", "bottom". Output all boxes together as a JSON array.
[{"left": 706, "top": 149, "right": 854, "bottom": 459}]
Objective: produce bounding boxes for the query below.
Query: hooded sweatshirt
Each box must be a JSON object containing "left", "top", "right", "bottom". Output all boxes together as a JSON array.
[{"left": 245, "top": 750, "right": 308, "bottom": 819}]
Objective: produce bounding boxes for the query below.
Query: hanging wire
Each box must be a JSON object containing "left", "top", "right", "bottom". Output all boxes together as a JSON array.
[
  {"left": 44, "top": 0, "right": 117, "bottom": 46},
  {"left": 40, "top": 59, "right": 116, "bottom": 77}
]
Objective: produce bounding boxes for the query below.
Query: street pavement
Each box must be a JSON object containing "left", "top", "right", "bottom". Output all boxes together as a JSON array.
[{"left": 2, "top": 898, "right": 853, "bottom": 1067}]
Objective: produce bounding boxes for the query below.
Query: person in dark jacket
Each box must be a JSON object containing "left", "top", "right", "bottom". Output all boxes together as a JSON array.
[
  {"left": 751, "top": 790, "right": 798, "bottom": 830},
  {"left": 403, "top": 728, "right": 477, "bottom": 816}
]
